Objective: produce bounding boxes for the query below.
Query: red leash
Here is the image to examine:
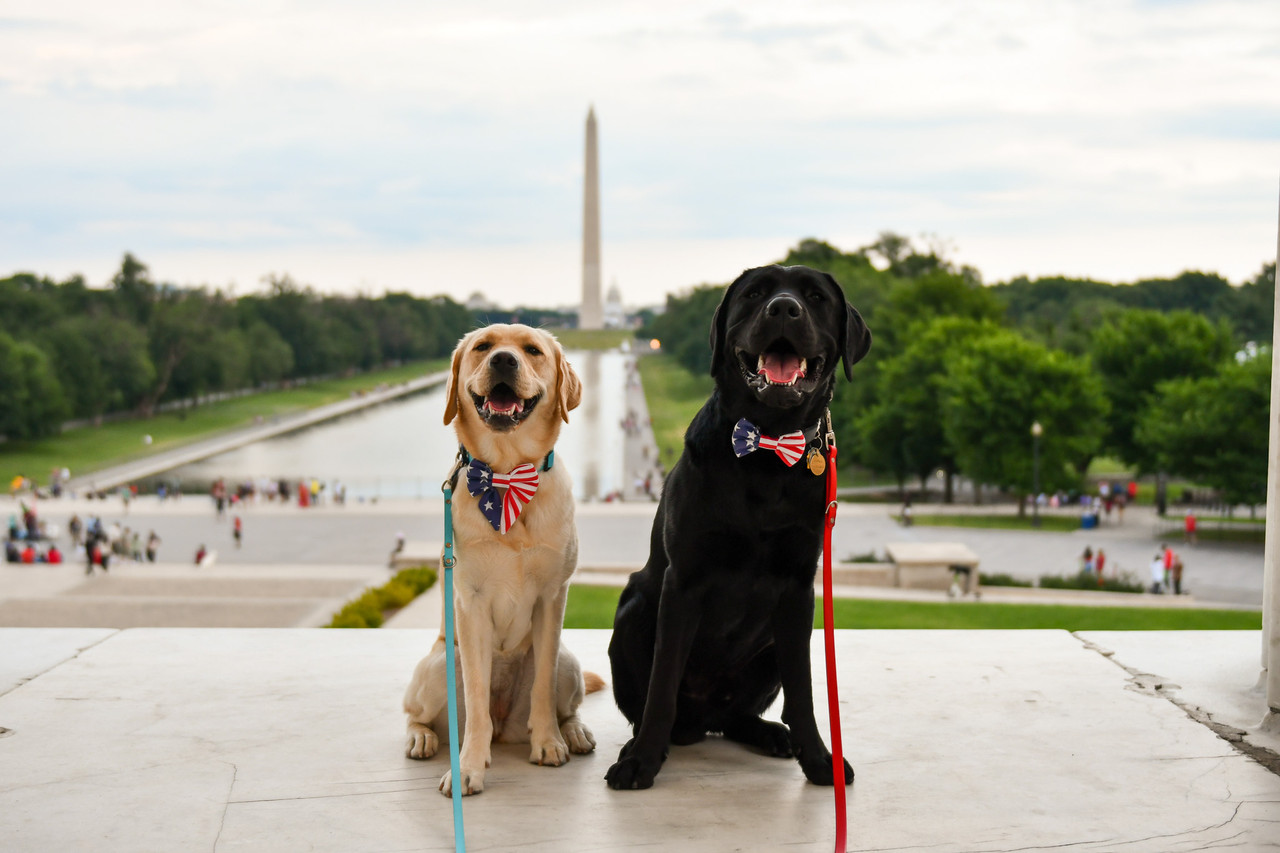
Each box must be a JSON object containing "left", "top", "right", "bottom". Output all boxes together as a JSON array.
[{"left": 821, "top": 440, "right": 847, "bottom": 853}]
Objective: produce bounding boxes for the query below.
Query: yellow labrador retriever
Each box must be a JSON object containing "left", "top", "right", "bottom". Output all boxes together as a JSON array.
[{"left": 404, "top": 324, "right": 599, "bottom": 796}]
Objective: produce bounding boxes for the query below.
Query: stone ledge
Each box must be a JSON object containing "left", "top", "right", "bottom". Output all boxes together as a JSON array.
[{"left": 1, "top": 628, "right": 1277, "bottom": 852}]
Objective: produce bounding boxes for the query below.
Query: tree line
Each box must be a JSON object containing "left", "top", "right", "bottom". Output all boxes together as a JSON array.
[
  {"left": 0, "top": 254, "right": 474, "bottom": 441},
  {"left": 645, "top": 235, "right": 1276, "bottom": 510}
]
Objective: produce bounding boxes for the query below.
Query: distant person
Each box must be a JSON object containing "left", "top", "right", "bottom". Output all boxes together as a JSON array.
[
  {"left": 86, "top": 539, "right": 104, "bottom": 575},
  {"left": 387, "top": 531, "right": 406, "bottom": 567},
  {"left": 68, "top": 514, "right": 83, "bottom": 547},
  {"left": 1149, "top": 552, "right": 1165, "bottom": 594},
  {"left": 1184, "top": 512, "right": 1197, "bottom": 546},
  {"left": 1171, "top": 554, "right": 1185, "bottom": 595},
  {"left": 233, "top": 516, "right": 242, "bottom": 549},
  {"left": 21, "top": 544, "right": 35, "bottom": 564},
  {"left": 195, "top": 544, "right": 207, "bottom": 566},
  {"left": 46, "top": 544, "right": 62, "bottom": 564},
  {"left": 1080, "top": 546, "right": 1094, "bottom": 574},
  {"left": 212, "top": 478, "right": 227, "bottom": 518},
  {"left": 901, "top": 498, "right": 914, "bottom": 527},
  {"left": 1095, "top": 549, "right": 1106, "bottom": 585},
  {"left": 146, "top": 530, "right": 161, "bottom": 563},
  {"left": 5, "top": 540, "right": 19, "bottom": 563}
]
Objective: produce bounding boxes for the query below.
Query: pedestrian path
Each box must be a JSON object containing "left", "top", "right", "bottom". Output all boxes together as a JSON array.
[{"left": 0, "top": 561, "right": 385, "bottom": 628}]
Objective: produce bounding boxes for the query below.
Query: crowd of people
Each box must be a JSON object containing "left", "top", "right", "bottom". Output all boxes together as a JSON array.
[
  {"left": 5, "top": 502, "right": 62, "bottom": 564},
  {"left": 4, "top": 499, "right": 164, "bottom": 575},
  {"left": 209, "top": 476, "right": 348, "bottom": 512}
]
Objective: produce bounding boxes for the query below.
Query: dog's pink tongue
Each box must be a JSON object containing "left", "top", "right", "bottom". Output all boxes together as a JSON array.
[
  {"left": 760, "top": 353, "right": 804, "bottom": 384},
  {"left": 486, "top": 388, "right": 522, "bottom": 414}
]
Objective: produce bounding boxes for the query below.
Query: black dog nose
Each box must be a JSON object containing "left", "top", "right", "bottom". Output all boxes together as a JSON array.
[
  {"left": 766, "top": 294, "right": 803, "bottom": 320},
  {"left": 489, "top": 351, "right": 518, "bottom": 372}
]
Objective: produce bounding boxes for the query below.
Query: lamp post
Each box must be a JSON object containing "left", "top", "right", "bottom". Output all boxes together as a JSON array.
[{"left": 1031, "top": 421, "right": 1043, "bottom": 528}]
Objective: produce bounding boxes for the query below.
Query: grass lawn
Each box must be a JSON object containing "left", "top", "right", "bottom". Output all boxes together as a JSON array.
[
  {"left": 564, "top": 584, "right": 1260, "bottom": 631},
  {"left": 902, "top": 513, "right": 1085, "bottom": 533},
  {"left": 0, "top": 360, "right": 446, "bottom": 488},
  {"left": 636, "top": 354, "right": 713, "bottom": 466}
]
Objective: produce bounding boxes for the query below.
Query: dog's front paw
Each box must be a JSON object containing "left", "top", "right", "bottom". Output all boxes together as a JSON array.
[
  {"left": 798, "top": 750, "right": 855, "bottom": 787},
  {"left": 605, "top": 740, "right": 662, "bottom": 790},
  {"left": 530, "top": 733, "right": 570, "bottom": 767},
  {"left": 438, "top": 766, "right": 485, "bottom": 797},
  {"left": 405, "top": 723, "right": 438, "bottom": 760},
  {"left": 561, "top": 719, "right": 596, "bottom": 755}
]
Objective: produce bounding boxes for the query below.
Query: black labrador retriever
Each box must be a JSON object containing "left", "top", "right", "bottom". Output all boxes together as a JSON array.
[{"left": 606, "top": 264, "right": 871, "bottom": 790}]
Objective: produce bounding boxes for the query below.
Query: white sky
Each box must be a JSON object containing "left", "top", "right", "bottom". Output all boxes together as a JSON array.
[{"left": 2, "top": 1, "right": 1278, "bottom": 308}]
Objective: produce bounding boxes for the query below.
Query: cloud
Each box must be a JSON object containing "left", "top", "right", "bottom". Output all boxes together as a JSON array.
[{"left": 2, "top": 0, "right": 1278, "bottom": 305}]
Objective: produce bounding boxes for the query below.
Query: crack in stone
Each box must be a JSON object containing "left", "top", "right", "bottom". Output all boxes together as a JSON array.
[
  {"left": 213, "top": 762, "right": 238, "bottom": 853},
  {"left": 0, "top": 629, "right": 120, "bottom": 700},
  {"left": 230, "top": 785, "right": 441, "bottom": 805},
  {"left": 1074, "top": 634, "right": 1280, "bottom": 779}
]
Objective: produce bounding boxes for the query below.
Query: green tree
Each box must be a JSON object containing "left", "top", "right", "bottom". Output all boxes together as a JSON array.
[
  {"left": 244, "top": 321, "right": 295, "bottom": 385},
  {"left": 872, "top": 269, "right": 1004, "bottom": 354},
  {"left": 46, "top": 315, "right": 155, "bottom": 417},
  {"left": 1088, "top": 309, "right": 1234, "bottom": 472},
  {"left": 111, "top": 253, "right": 157, "bottom": 325},
  {"left": 0, "top": 330, "right": 70, "bottom": 439},
  {"left": 141, "top": 293, "right": 209, "bottom": 415},
  {"left": 644, "top": 284, "right": 727, "bottom": 375},
  {"left": 857, "top": 317, "right": 999, "bottom": 499},
  {"left": 1136, "top": 354, "right": 1270, "bottom": 509},
  {"left": 942, "top": 331, "right": 1108, "bottom": 512}
]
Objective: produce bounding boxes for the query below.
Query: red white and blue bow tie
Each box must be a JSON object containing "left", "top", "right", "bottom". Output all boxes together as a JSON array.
[
  {"left": 732, "top": 418, "right": 807, "bottom": 466},
  {"left": 466, "top": 458, "right": 539, "bottom": 533}
]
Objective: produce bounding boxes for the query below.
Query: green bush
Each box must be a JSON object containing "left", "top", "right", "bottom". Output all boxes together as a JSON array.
[
  {"left": 980, "top": 572, "right": 1033, "bottom": 588},
  {"left": 326, "top": 565, "right": 438, "bottom": 628},
  {"left": 1038, "top": 570, "right": 1145, "bottom": 594}
]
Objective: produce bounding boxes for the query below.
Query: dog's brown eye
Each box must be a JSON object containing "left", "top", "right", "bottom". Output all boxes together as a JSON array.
[
  {"left": 745, "top": 289, "right": 762, "bottom": 299},
  {"left": 474, "top": 341, "right": 493, "bottom": 352},
  {"left": 523, "top": 345, "right": 543, "bottom": 356},
  {"left": 807, "top": 290, "right": 825, "bottom": 302}
]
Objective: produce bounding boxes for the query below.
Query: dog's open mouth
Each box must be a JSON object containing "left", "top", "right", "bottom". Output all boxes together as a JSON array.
[
  {"left": 737, "top": 340, "right": 826, "bottom": 395},
  {"left": 471, "top": 384, "right": 541, "bottom": 430}
]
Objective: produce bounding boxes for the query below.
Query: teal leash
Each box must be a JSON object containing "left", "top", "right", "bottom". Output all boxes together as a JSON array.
[
  {"left": 437, "top": 445, "right": 552, "bottom": 852},
  {"left": 440, "top": 478, "right": 466, "bottom": 853}
]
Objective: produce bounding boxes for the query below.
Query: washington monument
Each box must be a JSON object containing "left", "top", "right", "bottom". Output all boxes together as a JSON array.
[{"left": 580, "top": 106, "right": 603, "bottom": 330}]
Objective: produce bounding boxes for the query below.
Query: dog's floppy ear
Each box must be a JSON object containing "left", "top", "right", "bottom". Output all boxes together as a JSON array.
[
  {"left": 709, "top": 269, "right": 754, "bottom": 377},
  {"left": 841, "top": 302, "right": 872, "bottom": 380},
  {"left": 822, "top": 271, "right": 872, "bottom": 380},
  {"left": 555, "top": 343, "right": 582, "bottom": 423},
  {"left": 442, "top": 336, "right": 467, "bottom": 425}
]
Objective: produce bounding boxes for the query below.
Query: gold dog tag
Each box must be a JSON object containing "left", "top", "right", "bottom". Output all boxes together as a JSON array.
[{"left": 807, "top": 450, "right": 826, "bottom": 476}]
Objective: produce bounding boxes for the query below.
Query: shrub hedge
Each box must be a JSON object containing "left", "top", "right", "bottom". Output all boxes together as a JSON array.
[{"left": 327, "top": 565, "right": 437, "bottom": 628}]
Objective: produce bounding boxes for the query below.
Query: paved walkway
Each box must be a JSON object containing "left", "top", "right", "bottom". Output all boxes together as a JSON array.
[{"left": 2, "top": 491, "right": 1263, "bottom": 630}]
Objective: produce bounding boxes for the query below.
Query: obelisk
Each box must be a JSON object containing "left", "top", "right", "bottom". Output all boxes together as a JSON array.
[{"left": 580, "top": 106, "right": 604, "bottom": 330}]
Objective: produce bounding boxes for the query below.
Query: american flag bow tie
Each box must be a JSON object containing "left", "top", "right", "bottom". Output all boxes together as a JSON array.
[
  {"left": 731, "top": 418, "right": 807, "bottom": 467},
  {"left": 466, "top": 458, "right": 539, "bottom": 533}
]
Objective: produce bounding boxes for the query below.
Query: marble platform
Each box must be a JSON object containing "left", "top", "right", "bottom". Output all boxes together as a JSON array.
[{"left": 1, "top": 628, "right": 1278, "bottom": 852}]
